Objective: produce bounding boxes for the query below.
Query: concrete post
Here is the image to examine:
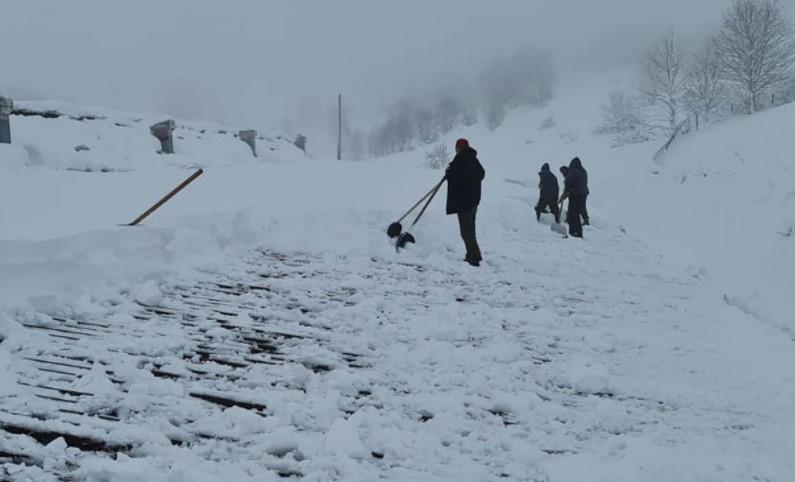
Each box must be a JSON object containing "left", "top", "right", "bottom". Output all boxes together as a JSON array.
[
  {"left": 150, "top": 120, "right": 176, "bottom": 154},
  {"left": 0, "top": 96, "right": 13, "bottom": 144},
  {"left": 239, "top": 129, "right": 257, "bottom": 157}
]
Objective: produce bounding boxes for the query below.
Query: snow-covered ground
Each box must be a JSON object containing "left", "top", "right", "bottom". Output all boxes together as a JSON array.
[{"left": 1, "top": 75, "right": 794, "bottom": 481}]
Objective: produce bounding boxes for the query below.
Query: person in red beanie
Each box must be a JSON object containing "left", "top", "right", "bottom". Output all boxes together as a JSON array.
[{"left": 446, "top": 138, "right": 485, "bottom": 266}]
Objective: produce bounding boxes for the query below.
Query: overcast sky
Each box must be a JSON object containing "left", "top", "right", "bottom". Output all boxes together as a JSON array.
[{"left": 1, "top": 0, "right": 768, "bottom": 129}]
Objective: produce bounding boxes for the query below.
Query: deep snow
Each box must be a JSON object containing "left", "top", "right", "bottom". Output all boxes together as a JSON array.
[{"left": 1, "top": 73, "right": 794, "bottom": 481}]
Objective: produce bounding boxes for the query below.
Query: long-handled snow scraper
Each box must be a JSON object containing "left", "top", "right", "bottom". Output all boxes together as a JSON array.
[
  {"left": 551, "top": 199, "right": 568, "bottom": 235},
  {"left": 387, "top": 175, "right": 446, "bottom": 251}
]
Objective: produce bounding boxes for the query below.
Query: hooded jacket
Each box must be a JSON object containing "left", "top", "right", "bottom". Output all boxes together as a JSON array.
[
  {"left": 538, "top": 163, "right": 559, "bottom": 200},
  {"left": 569, "top": 157, "right": 590, "bottom": 196},
  {"left": 565, "top": 157, "right": 589, "bottom": 196},
  {"left": 446, "top": 146, "right": 485, "bottom": 215}
]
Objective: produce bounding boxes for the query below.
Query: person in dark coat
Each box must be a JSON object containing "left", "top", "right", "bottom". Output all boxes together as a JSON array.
[
  {"left": 559, "top": 162, "right": 589, "bottom": 228},
  {"left": 559, "top": 166, "right": 570, "bottom": 226},
  {"left": 560, "top": 157, "right": 588, "bottom": 238},
  {"left": 446, "top": 138, "right": 485, "bottom": 266},
  {"left": 570, "top": 157, "right": 590, "bottom": 226},
  {"left": 535, "top": 163, "right": 560, "bottom": 223}
]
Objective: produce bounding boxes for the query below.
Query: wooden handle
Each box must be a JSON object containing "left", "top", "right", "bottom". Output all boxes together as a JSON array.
[
  {"left": 396, "top": 176, "right": 447, "bottom": 224},
  {"left": 128, "top": 169, "right": 204, "bottom": 226}
]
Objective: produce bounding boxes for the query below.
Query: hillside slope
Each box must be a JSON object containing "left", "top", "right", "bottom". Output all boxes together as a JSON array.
[{"left": 599, "top": 104, "right": 795, "bottom": 337}]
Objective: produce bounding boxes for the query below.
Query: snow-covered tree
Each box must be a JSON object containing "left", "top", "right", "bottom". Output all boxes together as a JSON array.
[
  {"left": 483, "top": 102, "right": 506, "bottom": 131},
  {"left": 435, "top": 96, "right": 463, "bottom": 134},
  {"left": 479, "top": 50, "right": 555, "bottom": 130},
  {"left": 462, "top": 105, "right": 478, "bottom": 126},
  {"left": 597, "top": 91, "right": 651, "bottom": 145},
  {"left": 346, "top": 128, "right": 366, "bottom": 160},
  {"left": 714, "top": 0, "right": 795, "bottom": 113},
  {"left": 684, "top": 44, "right": 729, "bottom": 121},
  {"left": 414, "top": 108, "right": 438, "bottom": 144},
  {"left": 425, "top": 143, "right": 450, "bottom": 170},
  {"left": 781, "top": 77, "right": 795, "bottom": 103},
  {"left": 642, "top": 30, "right": 687, "bottom": 135}
]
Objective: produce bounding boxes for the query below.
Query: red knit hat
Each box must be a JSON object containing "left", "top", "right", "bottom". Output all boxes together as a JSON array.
[{"left": 455, "top": 138, "right": 469, "bottom": 150}]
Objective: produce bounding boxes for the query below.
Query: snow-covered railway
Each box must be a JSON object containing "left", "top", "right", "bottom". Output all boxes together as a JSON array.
[{"left": 1, "top": 250, "right": 370, "bottom": 481}]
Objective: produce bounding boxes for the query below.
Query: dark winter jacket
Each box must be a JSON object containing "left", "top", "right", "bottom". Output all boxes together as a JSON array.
[
  {"left": 568, "top": 157, "right": 589, "bottom": 196},
  {"left": 564, "top": 169, "right": 587, "bottom": 197},
  {"left": 538, "top": 163, "right": 559, "bottom": 201},
  {"left": 561, "top": 166, "right": 571, "bottom": 193},
  {"left": 446, "top": 146, "right": 485, "bottom": 215}
]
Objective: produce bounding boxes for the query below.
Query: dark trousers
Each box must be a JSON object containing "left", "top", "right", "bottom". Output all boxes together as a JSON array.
[
  {"left": 567, "top": 195, "right": 585, "bottom": 238},
  {"left": 457, "top": 207, "right": 482, "bottom": 262},
  {"left": 582, "top": 194, "right": 590, "bottom": 225},
  {"left": 535, "top": 197, "right": 561, "bottom": 223}
]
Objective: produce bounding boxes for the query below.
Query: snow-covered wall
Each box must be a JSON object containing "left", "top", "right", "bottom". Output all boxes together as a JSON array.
[{"left": 3, "top": 100, "right": 305, "bottom": 171}]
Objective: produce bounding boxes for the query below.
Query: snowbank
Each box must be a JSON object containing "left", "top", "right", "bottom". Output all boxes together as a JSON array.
[
  {"left": 5, "top": 100, "right": 305, "bottom": 172},
  {"left": 0, "top": 159, "right": 456, "bottom": 311},
  {"left": 600, "top": 103, "right": 795, "bottom": 336}
]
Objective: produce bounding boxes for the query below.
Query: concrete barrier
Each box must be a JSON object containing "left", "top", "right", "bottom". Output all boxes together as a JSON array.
[
  {"left": 239, "top": 129, "right": 257, "bottom": 157},
  {"left": 150, "top": 120, "right": 176, "bottom": 154},
  {"left": 0, "top": 96, "right": 13, "bottom": 144},
  {"left": 294, "top": 134, "right": 307, "bottom": 152}
]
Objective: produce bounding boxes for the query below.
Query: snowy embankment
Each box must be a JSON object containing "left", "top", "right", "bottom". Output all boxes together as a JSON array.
[
  {"left": 603, "top": 104, "right": 795, "bottom": 338},
  {"left": 1, "top": 85, "right": 794, "bottom": 481},
  {"left": 4, "top": 100, "right": 303, "bottom": 171},
  {"left": 0, "top": 161, "right": 439, "bottom": 309}
]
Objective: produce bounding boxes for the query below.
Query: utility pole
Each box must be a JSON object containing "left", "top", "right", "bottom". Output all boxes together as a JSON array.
[{"left": 337, "top": 94, "right": 342, "bottom": 161}]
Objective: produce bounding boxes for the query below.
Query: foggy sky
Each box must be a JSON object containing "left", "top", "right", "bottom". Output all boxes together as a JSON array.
[{"left": 1, "top": 0, "right": 760, "bottom": 129}]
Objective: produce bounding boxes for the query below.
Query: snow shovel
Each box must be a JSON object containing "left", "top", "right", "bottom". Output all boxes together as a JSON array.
[
  {"left": 387, "top": 175, "right": 446, "bottom": 251},
  {"left": 551, "top": 199, "right": 568, "bottom": 235}
]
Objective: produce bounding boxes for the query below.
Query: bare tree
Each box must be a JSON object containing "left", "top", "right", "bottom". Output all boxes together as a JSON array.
[
  {"left": 642, "top": 30, "right": 687, "bottom": 134},
  {"left": 783, "top": 77, "right": 795, "bottom": 103},
  {"left": 483, "top": 102, "right": 506, "bottom": 131},
  {"left": 597, "top": 91, "right": 649, "bottom": 142},
  {"left": 714, "top": 0, "right": 795, "bottom": 113},
  {"left": 414, "top": 108, "right": 439, "bottom": 144},
  {"left": 367, "top": 99, "right": 422, "bottom": 157},
  {"left": 479, "top": 49, "right": 556, "bottom": 130},
  {"left": 346, "top": 128, "right": 366, "bottom": 160},
  {"left": 368, "top": 130, "right": 382, "bottom": 158},
  {"left": 462, "top": 105, "right": 478, "bottom": 126},
  {"left": 425, "top": 143, "right": 450, "bottom": 170},
  {"left": 388, "top": 100, "right": 417, "bottom": 152},
  {"left": 684, "top": 44, "right": 728, "bottom": 121},
  {"left": 435, "top": 96, "right": 463, "bottom": 134}
]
